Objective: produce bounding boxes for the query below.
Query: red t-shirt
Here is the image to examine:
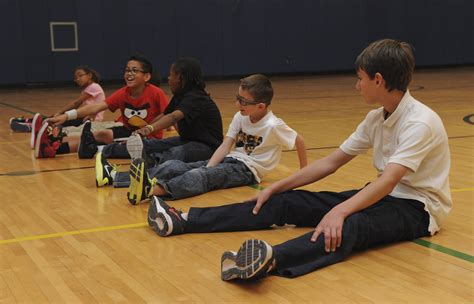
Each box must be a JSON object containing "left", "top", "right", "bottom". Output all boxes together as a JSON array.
[{"left": 106, "top": 84, "right": 169, "bottom": 138}]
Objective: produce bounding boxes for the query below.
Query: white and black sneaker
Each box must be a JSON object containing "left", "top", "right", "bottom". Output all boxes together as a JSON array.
[
  {"left": 221, "top": 239, "right": 275, "bottom": 281},
  {"left": 147, "top": 196, "right": 186, "bottom": 236}
]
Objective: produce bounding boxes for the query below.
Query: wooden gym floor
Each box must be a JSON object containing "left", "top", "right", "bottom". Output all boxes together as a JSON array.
[{"left": 0, "top": 67, "right": 473, "bottom": 303}]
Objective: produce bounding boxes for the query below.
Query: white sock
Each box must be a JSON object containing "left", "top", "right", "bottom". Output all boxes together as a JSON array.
[
  {"left": 110, "top": 170, "right": 117, "bottom": 180},
  {"left": 181, "top": 213, "right": 188, "bottom": 221}
]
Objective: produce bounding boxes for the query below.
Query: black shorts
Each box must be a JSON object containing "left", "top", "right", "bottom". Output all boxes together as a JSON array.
[{"left": 109, "top": 126, "right": 132, "bottom": 140}]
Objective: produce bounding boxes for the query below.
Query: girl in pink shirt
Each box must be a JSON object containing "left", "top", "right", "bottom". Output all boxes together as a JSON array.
[{"left": 54, "top": 66, "right": 106, "bottom": 123}]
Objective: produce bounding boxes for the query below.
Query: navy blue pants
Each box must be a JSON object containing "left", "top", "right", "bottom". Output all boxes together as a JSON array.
[{"left": 186, "top": 189, "right": 430, "bottom": 278}]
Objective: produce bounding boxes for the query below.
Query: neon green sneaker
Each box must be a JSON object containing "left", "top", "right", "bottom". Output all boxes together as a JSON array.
[{"left": 95, "top": 152, "right": 118, "bottom": 187}]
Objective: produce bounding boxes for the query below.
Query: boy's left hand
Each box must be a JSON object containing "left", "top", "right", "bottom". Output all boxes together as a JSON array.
[{"left": 310, "top": 208, "right": 346, "bottom": 252}]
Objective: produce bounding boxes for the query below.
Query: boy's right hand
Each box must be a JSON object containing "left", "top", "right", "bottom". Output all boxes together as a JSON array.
[
  {"left": 46, "top": 114, "right": 67, "bottom": 127},
  {"left": 252, "top": 187, "right": 274, "bottom": 215}
]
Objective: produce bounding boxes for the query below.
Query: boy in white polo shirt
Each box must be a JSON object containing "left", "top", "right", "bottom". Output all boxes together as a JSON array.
[
  {"left": 127, "top": 74, "right": 307, "bottom": 203},
  {"left": 147, "top": 39, "right": 451, "bottom": 282}
]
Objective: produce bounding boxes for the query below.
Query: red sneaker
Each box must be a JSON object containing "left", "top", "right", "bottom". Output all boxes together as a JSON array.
[
  {"left": 34, "top": 123, "right": 62, "bottom": 158},
  {"left": 30, "top": 113, "right": 44, "bottom": 149}
]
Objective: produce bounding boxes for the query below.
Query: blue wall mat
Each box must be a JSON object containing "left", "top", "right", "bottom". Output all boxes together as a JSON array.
[
  {"left": 125, "top": 0, "right": 176, "bottom": 83},
  {"left": 0, "top": 0, "right": 472, "bottom": 85},
  {"left": 174, "top": 0, "right": 223, "bottom": 77},
  {"left": 76, "top": 0, "right": 105, "bottom": 80},
  {"left": 100, "top": 0, "right": 129, "bottom": 80},
  {"left": 222, "top": 0, "right": 268, "bottom": 75},
  {"left": 0, "top": 0, "right": 26, "bottom": 84},
  {"left": 48, "top": 0, "right": 79, "bottom": 82},
  {"left": 20, "top": 0, "right": 53, "bottom": 83}
]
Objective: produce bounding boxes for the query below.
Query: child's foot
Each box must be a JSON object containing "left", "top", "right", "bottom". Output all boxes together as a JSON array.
[
  {"left": 34, "top": 123, "right": 62, "bottom": 158},
  {"left": 126, "top": 133, "right": 144, "bottom": 160},
  {"left": 78, "top": 120, "right": 97, "bottom": 159},
  {"left": 221, "top": 239, "right": 275, "bottom": 281},
  {"left": 127, "top": 158, "right": 155, "bottom": 205},
  {"left": 95, "top": 152, "right": 118, "bottom": 187},
  {"left": 30, "top": 113, "right": 43, "bottom": 149},
  {"left": 10, "top": 116, "right": 32, "bottom": 132},
  {"left": 147, "top": 196, "right": 186, "bottom": 236}
]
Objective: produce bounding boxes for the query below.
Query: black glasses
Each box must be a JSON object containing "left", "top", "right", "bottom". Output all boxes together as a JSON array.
[
  {"left": 236, "top": 94, "right": 261, "bottom": 106},
  {"left": 124, "top": 67, "right": 146, "bottom": 75}
]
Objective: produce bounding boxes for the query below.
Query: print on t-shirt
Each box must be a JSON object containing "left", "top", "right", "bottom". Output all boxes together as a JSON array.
[
  {"left": 123, "top": 102, "right": 151, "bottom": 128},
  {"left": 235, "top": 130, "right": 262, "bottom": 154}
]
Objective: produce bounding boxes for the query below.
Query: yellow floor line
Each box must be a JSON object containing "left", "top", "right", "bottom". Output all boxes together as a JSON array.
[
  {"left": 451, "top": 187, "right": 474, "bottom": 193},
  {"left": 0, "top": 187, "right": 473, "bottom": 246},
  {"left": 0, "top": 222, "right": 147, "bottom": 245}
]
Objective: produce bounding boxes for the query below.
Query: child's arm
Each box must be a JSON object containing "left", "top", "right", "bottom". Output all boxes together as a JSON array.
[
  {"left": 54, "top": 92, "right": 92, "bottom": 116},
  {"left": 294, "top": 134, "right": 307, "bottom": 168},
  {"left": 310, "top": 162, "right": 409, "bottom": 252},
  {"left": 135, "top": 110, "right": 183, "bottom": 136},
  {"left": 206, "top": 137, "right": 235, "bottom": 168},
  {"left": 253, "top": 148, "right": 355, "bottom": 214},
  {"left": 47, "top": 102, "right": 109, "bottom": 126}
]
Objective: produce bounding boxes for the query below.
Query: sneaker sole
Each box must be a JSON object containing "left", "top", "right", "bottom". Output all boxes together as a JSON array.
[
  {"left": 11, "top": 121, "right": 31, "bottom": 132},
  {"left": 221, "top": 239, "right": 274, "bottom": 281},
  {"left": 126, "top": 134, "right": 144, "bottom": 160},
  {"left": 31, "top": 113, "right": 41, "bottom": 149},
  {"left": 78, "top": 121, "right": 97, "bottom": 159},
  {"left": 147, "top": 198, "right": 167, "bottom": 236},
  {"left": 147, "top": 197, "right": 172, "bottom": 236},
  {"left": 34, "top": 123, "right": 49, "bottom": 158},
  {"left": 127, "top": 159, "right": 145, "bottom": 205}
]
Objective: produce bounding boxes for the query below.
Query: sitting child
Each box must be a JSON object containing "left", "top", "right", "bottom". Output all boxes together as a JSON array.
[{"left": 126, "top": 74, "right": 307, "bottom": 204}]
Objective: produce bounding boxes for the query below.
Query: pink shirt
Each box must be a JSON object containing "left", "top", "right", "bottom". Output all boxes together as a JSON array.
[{"left": 80, "top": 83, "right": 106, "bottom": 121}]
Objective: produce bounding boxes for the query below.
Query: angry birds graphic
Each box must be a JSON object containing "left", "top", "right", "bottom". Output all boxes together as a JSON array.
[{"left": 123, "top": 102, "right": 150, "bottom": 128}]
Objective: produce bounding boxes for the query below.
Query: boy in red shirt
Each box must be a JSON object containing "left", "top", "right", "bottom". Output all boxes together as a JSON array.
[{"left": 39, "top": 55, "right": 168, "bottom": 158}]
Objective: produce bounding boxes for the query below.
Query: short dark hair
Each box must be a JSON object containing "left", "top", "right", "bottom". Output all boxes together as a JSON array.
[
  {"left": 240, "top": 74, "right": 274, "bottom": 104},
  {"left": 74, "top": 65, "right": 100, "bottom": 83},
  {"left": 171, "top": 57, "right": 206, "bottom": 93},
  {"left": 355, "top": 39, "right": 415, "bottom": 92},
  {"left": 128, "top": 54, "right": 153, "bottom": 74}
]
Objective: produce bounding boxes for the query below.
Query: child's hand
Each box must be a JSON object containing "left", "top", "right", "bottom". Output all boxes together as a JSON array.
[
  {"left": 46, "top": 114, "right": 67, "bottom": 127},
  {"left": 252, "top": 188, "right": 274, "bottom": 215},
  {"left": 134, "top": 127, "right": 149, "bottom": 137},
  {"left": 310, "top": 207, "right": 346, "bottom": 252}
]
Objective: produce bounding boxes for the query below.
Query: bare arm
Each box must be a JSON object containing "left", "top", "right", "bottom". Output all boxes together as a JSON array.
[
  {"left": 135, "top": 110, "right": 184, "bottom": 136},
  {"left": 294, "top": 134, "right": 308, "bottom": 168},
  {"left": 253, "top": 148, "right": 355, "bottom": 214},
  {"left": 47, "top": 101, "right": 109, "bottom": 126},
  {"left": 54, "top": 92, "right": 92, "bottom": 116},
  {"left": 206, "top": 137, "right": 235, "bottom": 167},
  {"left": 311, "top": 162, "right": 409, "bottom": 252}
]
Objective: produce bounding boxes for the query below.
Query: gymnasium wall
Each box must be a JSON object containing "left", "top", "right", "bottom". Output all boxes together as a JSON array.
[{"left": 0, "top": 0, "right": 472, "bottom": 85}]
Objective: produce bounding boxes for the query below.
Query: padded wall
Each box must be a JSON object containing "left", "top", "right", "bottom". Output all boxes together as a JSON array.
[{"left": 0, "top": 0, "right": 472, "bottom": 85}]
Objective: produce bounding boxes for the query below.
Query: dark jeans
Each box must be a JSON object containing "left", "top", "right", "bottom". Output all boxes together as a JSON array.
[
  {"left": 102, "top": 136, "right": 215, "bottom": 162},
  {"left": 186, "top": 189, "right": 430, "bottom": 278}
]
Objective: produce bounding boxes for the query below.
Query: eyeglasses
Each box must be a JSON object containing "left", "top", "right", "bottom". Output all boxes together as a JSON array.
[
  {"left": 124, "top": 67, "right": 146, "bottom": 75},
  {"left": 236, "top": 94, "right": 261, "bottom": 106}
]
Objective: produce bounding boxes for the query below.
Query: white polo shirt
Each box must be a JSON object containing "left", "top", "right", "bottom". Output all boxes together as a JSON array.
[{"left": 340, "top": 90, "right": 451, "bottom": 234}]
